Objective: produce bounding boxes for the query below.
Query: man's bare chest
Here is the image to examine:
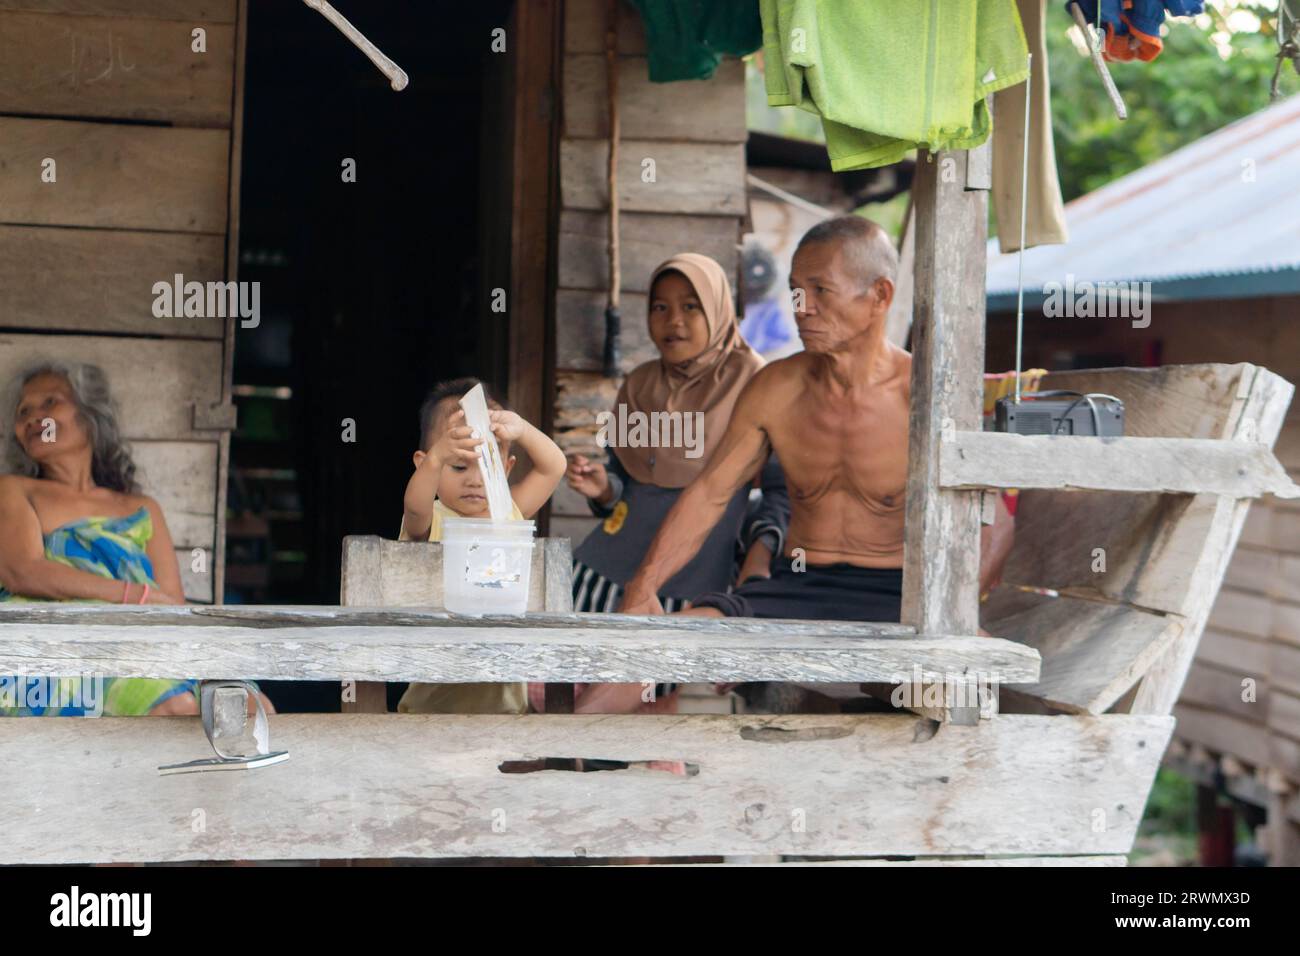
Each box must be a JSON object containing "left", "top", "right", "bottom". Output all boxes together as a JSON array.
[{"left": 766, "top": 391, "right": 909, "bottom": 502}]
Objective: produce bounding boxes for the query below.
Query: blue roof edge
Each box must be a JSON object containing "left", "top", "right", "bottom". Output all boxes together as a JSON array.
[{"left": 987, "top": 268, "right": 1300, "bottom": 314}]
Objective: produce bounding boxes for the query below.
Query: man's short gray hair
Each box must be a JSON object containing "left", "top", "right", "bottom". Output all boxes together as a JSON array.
[{"left": 795, "top": 216, "right": 899, "bottom": 292}]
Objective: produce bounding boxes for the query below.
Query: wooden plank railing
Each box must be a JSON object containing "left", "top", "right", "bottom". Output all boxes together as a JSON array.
[
  {"left": 942, "top": 432, "right": 1300, "bottom": 499},
  {"left": 0, "top": 604, "right": 1040, "bottom": 685}
]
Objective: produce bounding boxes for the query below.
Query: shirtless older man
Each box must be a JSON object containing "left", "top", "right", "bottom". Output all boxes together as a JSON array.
[{"left": 620, "top": 216, "right": 1009, "bottom": 620}]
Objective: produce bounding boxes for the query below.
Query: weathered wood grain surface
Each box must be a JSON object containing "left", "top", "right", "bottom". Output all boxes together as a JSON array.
[
  {"left": 341, "top": 535, "right": 572, "bottom": 613},
  {"left": 556, "top": 289, "right": 654, "bottom": 372},
  {"left": 989, "top": 364, "right": 1296, "bottom": 724},
  {"left": 0, "top": 333, "right": 224, "bottom": 441},
  {"left": 1180, "top": 660, "right": 1264, "bottom": 723},
  {"left": 1037, "top": 364, "right": 1254, "bottom": 439},
  {"left": 564, "top": 0, "right": 646, "bottom": 54},
  {"left": 133, "top": 440, "right": 219, "bottom": 548},
  {"left": 0, "top": 118, "right": 229, "bottom": 232},
  {"left": 941, "top": 432, "right": 1299, "bottom": 499},
  {"left": 1004, "top": 490, "right": 1213, "bottom": 616},
  {"left": 1133, "top": 366, "right": 1295, "bottom": 715},
  {"left": 995, "top": 361, "right": 1286, "bottom": 613},
  {"left": 1173, "top": 704, "right": 1272, "bottom": 768},
  {"left": 0, "top": 10, "right": 235, "bottom": 126},
  {"left": 0, "top": 713, "right": 1169, "bottom": 863},
  {"left": 0, "top": 604, "right": 1039, "bottom": 684},
  {"left": 989, "top": 594, "right": 1183, "bottom": 715},
  {"left": 560, "top": 139, "right": 746, "bottom": 216},
  {"left": 563, "top": 54, "right": 746, "bottom": 142},
  {"left": 0, "top": 603, "right": 916, "bottom": 635},
  {"left": 666, "top": 855, "right": 1128, "bottom": 866},
  {"left": 557, "top": 210, "right": 739, "bottom": 294},
  {"left": 902, "top": 150, "right": 985, "bottom": 640},
  {"left": 0, "top": 225, "right": 226, "bottom": 337},
  {"left": 0, "top": 0, "right": 235, "bottom": 20},
  {"left": 178, "top": 555, "right": 213, "bottom": 604},
  {"left": 341, "top": 536, "right": 572, "bottom": 713}
]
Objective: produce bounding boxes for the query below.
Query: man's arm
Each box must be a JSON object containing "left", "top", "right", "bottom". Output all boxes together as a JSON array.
[{"left": 619, "top": 374, "right": 773, "bottom": 614}]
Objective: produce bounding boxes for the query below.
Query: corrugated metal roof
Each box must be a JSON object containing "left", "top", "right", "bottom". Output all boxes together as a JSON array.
[{"left": 987, "top": 93, "right": 1300, "bottom": 309}]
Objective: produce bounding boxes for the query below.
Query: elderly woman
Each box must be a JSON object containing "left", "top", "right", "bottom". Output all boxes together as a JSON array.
[{"left": 0, "top": 360, "right": 270, "bottom": 717}]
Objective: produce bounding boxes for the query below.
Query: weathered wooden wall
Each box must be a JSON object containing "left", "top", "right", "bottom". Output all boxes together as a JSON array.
[
  {"left": 2, "top": 711, "right": 1168, "bottom": 863},
  {"left": 0, "top": 0, "right": 245, "bottom": 602},
  {"left": 549, "top": 0, "right": 748, "bottom": 544},
  {"left": 988, "top": 296, "right": 1300, "bottom": 794}
]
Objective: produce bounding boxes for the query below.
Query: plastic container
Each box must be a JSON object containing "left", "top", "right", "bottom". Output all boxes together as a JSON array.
[{"left": 441, "top": 517, "right": 536, "bottom": 616}]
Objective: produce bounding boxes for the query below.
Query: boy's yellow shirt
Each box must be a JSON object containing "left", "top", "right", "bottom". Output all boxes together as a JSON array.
[
  {"left": 395, "top": 496, "right": 531, "bottom": 716},
  {"left": 398, "top": 498, "right": 525, "bottom": 542}
]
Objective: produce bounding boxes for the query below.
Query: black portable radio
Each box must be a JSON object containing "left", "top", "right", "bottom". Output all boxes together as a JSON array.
[{"left": 993, "top": 390, "right": 1125, "bottom": 437}]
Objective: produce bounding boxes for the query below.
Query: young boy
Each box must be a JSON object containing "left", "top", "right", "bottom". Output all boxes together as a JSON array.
[{"left": 397, "top": 378, "right": 567, "bottom": 714}]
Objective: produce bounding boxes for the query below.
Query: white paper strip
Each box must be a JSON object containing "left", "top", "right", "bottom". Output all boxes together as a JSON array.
[{"left": 459, "top": 384, "right": 514, "bottom": 522}]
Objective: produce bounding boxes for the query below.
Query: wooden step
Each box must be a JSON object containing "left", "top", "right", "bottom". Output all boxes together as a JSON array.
[{"left": 985, "top": 592, "right": 1183, "bottom": 715}]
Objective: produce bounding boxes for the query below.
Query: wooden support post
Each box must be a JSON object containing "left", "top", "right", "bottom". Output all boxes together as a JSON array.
[
  {"left": 213, "top": 0, "right": 250, "bottom": 608},
  {"left": 902, "top": 148, "right": 988, "bottom": 723}
]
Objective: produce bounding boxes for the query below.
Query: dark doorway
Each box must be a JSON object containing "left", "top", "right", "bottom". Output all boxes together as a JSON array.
[{"left": 229, "top": 1, "right": 517, "bottom": 709}]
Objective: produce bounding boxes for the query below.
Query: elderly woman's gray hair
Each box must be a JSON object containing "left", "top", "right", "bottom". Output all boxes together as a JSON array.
[{"left": 3, "top": 359, "right": 139, "bottom": 493}]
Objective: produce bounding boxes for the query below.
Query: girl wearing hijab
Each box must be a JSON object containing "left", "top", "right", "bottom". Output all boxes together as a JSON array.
[{"left": 551, "top": 253, "right": 789, "bottom": 715}]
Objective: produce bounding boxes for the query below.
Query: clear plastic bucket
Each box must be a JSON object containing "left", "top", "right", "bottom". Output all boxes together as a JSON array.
[{"left": 441, "top": 517, "right": 536, "bottom": 616}]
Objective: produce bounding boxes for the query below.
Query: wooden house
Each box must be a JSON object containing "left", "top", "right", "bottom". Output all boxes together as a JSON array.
[
  {"left": 986, "top": 93, "right": 1300, "bottom": 860},
  {"left": 1, "top": 0, "right": 1297, "bottom": 865}
]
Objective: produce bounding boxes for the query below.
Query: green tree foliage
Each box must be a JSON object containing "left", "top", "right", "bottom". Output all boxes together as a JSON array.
[
  {"left": 746, "top": 3, "right": 1299, "bottom": 206},
  {"left": 1049, "top": 4, "right": 1299, "bottom": 200}
]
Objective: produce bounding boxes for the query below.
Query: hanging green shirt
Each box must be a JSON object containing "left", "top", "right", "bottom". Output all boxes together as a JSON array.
[
  {"left": 631, "top": 0, "right": 762, "bottom": 82},
  {"left": 761, "top": 0, "right": 1029, "bottom": 169}
]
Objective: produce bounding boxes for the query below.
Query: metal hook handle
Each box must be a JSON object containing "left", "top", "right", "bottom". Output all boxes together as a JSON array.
[{"left": 200, "top": 680, "right": 270, "bottom": 760}]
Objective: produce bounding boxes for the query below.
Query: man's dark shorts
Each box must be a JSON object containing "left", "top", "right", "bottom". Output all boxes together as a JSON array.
[{"left": 691, "top": 555, "right": 903, "bottom": 622}]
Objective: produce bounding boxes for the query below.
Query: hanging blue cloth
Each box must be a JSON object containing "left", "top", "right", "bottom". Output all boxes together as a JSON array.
[{"left": 1068, "top": 1, "right": 1205, "bottom": 62}]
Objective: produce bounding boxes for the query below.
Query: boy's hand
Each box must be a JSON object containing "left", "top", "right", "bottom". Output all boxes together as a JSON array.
[
  {"left": 428, "top": 409, "right": 483, "bottom": 465},
  {"left": 487, "top": 409, "right": 526, "bottom": 443},
  {"left": 566, "top": 454, "right": 610, "bottom": 501}
]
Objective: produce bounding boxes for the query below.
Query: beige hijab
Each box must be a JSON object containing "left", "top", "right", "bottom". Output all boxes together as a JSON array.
[{"left": 614, "top": 253, "right": 763, "bottom": 488}]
